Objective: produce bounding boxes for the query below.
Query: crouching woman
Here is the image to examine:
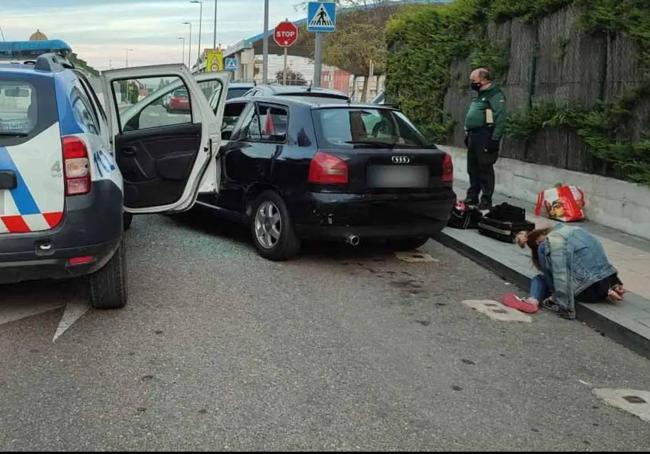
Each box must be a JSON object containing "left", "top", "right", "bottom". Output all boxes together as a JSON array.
[{"left": 512, "top": 225, "right": 626, "bottom": 319}]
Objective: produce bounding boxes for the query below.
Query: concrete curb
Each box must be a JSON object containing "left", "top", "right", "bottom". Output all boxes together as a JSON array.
[{"left": 436, "top": 231, "right": 650, "bottom": 360}]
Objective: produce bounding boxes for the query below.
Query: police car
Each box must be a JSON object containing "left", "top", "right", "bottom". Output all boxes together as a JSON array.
[{"left": 0, "top": 41, "right": 229, "bottom": 309}]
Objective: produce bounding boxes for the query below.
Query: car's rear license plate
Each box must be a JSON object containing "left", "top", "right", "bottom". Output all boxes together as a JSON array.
[{"left": 367, "top": 165, "right": 429, "bottom": 188}]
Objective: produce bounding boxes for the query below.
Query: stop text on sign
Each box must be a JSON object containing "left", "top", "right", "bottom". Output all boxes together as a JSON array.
[{"left": 274, "top": 21, "right": 299, "bottom": 48}]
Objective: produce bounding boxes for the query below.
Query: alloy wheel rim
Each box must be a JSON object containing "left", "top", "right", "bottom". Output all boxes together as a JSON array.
[{"left": 254, "top": 201, "right": 282, "bottom": 249}]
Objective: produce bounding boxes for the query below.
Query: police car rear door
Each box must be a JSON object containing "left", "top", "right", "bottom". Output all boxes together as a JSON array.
[{"left": 101, "top": 64, "right": 221, "bottom": 213}]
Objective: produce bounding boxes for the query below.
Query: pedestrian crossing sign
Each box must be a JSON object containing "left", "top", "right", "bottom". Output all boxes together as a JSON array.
[
  {"left": 307, "top": 2, "right": 336, "bottom": 33},
  {"left": 224, "top": 57, "right": 239, "bottom": 72}
]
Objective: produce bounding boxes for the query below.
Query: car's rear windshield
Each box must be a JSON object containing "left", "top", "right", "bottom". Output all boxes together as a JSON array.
[
  {"left": 0, "top": 80, "right": 37, "bottom": 137},
  {"left": 227, "top": 87, "right": 251, "bottom": 99},
  {"left": 312, "top": 107, "right": 431, "bottom": 149}
]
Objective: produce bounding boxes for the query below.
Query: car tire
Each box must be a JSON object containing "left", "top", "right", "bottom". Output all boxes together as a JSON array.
[
  {"left": 250, "top": 190, "right": 301, "bottom": 261},
  {"left": 89, "top": 241, "right": 127, "bottom": 309},
  {"left": 388, "top": 236, "right": 430, "bottom": 251},
  {"left": 123, "top": 212, "right": 133, "bottom": 231}
]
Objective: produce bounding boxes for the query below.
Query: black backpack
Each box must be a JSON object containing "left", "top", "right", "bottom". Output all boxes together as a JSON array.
[{"left": 448, "top": 201, "right": 483, "bottom": 229}]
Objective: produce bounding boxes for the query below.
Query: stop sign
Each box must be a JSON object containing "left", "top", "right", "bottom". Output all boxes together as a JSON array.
[{"left": 274, "top": 21, "right": 298, "bottom": 48}]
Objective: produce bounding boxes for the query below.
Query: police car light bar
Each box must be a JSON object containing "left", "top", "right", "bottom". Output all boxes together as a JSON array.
[{"left": 0, "top": 40, "right": 73, "bottom": 61}]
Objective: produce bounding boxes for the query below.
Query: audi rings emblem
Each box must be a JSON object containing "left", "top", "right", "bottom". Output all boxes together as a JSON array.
[{"left": 391, "top": 155, "right": 411, "bottom": 164}]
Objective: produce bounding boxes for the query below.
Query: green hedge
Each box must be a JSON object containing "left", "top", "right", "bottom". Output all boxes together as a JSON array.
[{"left": 385, "top": 0, "right": 650, "bottom": 184}]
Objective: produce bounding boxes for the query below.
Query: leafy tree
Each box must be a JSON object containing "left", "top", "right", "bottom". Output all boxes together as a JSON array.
[{"left": 275, "top": 69, "right": 308, "bottom": 85}]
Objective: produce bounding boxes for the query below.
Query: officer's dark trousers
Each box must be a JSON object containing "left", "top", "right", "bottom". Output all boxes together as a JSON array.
[{"left": 466, "top": 127, "right": 498, "bottom": 203}]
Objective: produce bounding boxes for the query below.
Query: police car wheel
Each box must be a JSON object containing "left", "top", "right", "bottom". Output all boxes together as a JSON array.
[
  {"left": 250, "top": 191, "right": 301, "bottom": 261},
  {"left": 89, "top": 241, "right": 128, "bottom": 309}
]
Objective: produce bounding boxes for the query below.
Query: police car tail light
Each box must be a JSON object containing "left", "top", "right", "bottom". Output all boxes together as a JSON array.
[
  {"left": 308, "top": 152, "right": 348, "bottom": 185},
  {"left": 62, "top": 136, "right": 91, "bottom": 196},
  {"left": 441, "top": 153, "right": 454, "bottom": 183}
]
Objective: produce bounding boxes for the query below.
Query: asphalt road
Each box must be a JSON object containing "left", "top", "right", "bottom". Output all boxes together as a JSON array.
[{"left": 1, "top": 210, "right": 649, "bottom": 451}]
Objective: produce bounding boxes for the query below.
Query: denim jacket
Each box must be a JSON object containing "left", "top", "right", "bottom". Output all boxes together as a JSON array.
[{"left": 540, "top": 225, "right": 617, "bottom": 318}]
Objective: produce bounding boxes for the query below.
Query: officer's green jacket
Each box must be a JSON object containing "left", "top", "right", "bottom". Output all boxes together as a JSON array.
[{"left": 464, "top": 85, "right": 507, "bottom": 140}]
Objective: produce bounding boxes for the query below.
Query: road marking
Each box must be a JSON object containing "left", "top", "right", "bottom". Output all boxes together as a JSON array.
[
  {"left": 594, "top": 389, "right": 650, "bottom": 423},
  {"left": 0, "top": 300, "right": 65, "bottom": 326},
  {"left": 53, "top": 298, "right": 91, "bottom": 342},
  {"left": 0, "top": 283, "right": 90, "bottom": 341},
  {"left": 395, "top": 252, "right": 438, "bottom": 263},
  {"left": 462, "top": 299, "right": 532, "bottom": 323}
]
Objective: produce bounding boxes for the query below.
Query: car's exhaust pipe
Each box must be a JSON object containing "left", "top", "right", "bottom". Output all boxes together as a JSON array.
[{"left": 346, "top": 234, "right": 360, "bottom": 247}]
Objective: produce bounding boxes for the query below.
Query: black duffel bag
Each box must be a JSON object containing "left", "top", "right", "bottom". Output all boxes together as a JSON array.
[
  {"left": 448, "top": 201, "right": 483, "bottom": 229},
  {"left": 478, "top": 202, "right": 535, "bottom": 243}
]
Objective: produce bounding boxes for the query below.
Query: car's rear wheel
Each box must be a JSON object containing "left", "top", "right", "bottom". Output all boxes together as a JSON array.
[
  {"left": 388, "top": 236, "right": 430, "bottom": 251},
  {"left": 89, "top": 241, "right": 127, "bottom": 309},
  {"left": 250, "top": 191, "right": 300, "bottom": 261}
]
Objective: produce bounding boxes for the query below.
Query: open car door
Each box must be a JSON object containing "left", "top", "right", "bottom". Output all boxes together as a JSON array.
[
  {"left": 101, "top": 64, "right": 225, "bottom": 213},
  {"left": 193, "top": 72, "right": 231, "bottom": 194}
]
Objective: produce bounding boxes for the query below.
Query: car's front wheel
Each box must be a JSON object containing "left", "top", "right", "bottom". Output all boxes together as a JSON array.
[
  {"left": 250, "top": 191, "right": 301, "bottom": 261},
  {"left": 89, "top": 241, "right": 127, "bottom": 309}
]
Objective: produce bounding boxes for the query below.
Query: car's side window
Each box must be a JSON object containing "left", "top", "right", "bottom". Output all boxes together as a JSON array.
[
  {"left": 71, "top": 85, "right": 100, "bottom": 136},
  {"left": 111, "top": 76, "right": 193, "bottom": 133},
  {"left": 257, "top": 103, "right": 289, "bottom": 142},
  {"left": 222, "top": 102, "right": 248, "bottom": 140},
  {"left": 241, "top": 105, "right": 262, "bottom": 141},
  {"left": 77, "top": 74, "right": 108, "bottom": 126},
  {"left": 197, "top": 79, "right": 223, "bottom": 113}
]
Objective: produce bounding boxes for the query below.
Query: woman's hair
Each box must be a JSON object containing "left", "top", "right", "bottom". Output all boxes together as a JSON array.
[{"left": 517, "top": 228, "right": 553, "bottom": 269}]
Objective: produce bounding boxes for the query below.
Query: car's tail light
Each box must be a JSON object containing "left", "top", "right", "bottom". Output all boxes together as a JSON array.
[
  {"left": 62, "top": 136, "right": 91, "bottom": 196},
  {"left": 308, "top": 152, "right": 349, "bottom": 185},
  {"left": 441, "top": 153, "right": 453, "bottom": 183}
]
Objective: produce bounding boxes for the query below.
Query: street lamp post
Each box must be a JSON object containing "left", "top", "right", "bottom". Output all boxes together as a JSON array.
[
  {"left": 262, "top": 0, "right": 269, "bottom": 84},
  {"left": 182, "top": 21, "right": 192, "bottom": 69},
  {"left": 212, "top": 0, "right": 217, "bottom": 49},
  {"left": 190, "top": 0, "right": 203, "bottom": 66},
  {"left": 125, "top": 48, "right": 134, "bottom": 67},
  {"left": 178, "top": 37, "right": 185, "bottom": 65}
]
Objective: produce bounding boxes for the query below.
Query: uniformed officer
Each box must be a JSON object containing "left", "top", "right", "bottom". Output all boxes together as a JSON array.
[{"left": 463, "top": 67, "right": 507, "bottom": 210}]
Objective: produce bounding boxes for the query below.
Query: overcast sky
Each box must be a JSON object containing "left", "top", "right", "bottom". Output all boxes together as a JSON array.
[{"left": 1, "top": 0, "right": 305, "bottom": 69}]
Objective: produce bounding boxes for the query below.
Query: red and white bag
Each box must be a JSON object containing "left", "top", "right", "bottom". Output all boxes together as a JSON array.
[{"left": 535, "top": 185, "right": 586, "bottom": 222}]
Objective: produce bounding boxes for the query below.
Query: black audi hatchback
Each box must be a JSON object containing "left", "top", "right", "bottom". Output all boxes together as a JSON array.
[{"left": 196, "top": 96, "right": 456, "bottom": 260}]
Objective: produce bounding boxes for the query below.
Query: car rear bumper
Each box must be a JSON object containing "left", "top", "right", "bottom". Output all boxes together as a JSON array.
[
  {"left": 292, "top": 189, "right": 456, "bottom": 240},
  {"left": 0, "top": 180, "right": 123, "bottom": 285}
]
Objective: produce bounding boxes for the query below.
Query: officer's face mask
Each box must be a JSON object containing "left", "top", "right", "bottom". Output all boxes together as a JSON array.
[{"left": 470, "top": 81, "right": 482, "bottom": 92}]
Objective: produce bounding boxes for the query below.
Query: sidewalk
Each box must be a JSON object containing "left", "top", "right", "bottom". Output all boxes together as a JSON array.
[{"left": 438, "top": 180, "right": 650, "bottom": 359}]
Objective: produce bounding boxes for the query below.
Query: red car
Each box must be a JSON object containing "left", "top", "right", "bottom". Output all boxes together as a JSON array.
[{"left": 167, "top": 88, "right": 190, "bottom": 113}]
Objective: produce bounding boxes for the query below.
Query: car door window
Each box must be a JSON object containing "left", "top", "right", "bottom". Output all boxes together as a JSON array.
[
  {"left": 198, "top": 79, "right": 223, "bottom": 113},
  {"left": 77, "top": 74, "right": 108, "bottom": 128},
  {"left": 71, "top": 84, "right": 100, "bottom": 136},
  {"left": 111, "top": 76, "right": 193, "bottom": 132},
  {"left": 240, "top": 105, "right": 262, "bottom": 141},
  {"left": 257, "top": 103, "right": 288, "bottom": 142},
  {"left": 222, "top": 102, "right": 248, "bottom": 140}
]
